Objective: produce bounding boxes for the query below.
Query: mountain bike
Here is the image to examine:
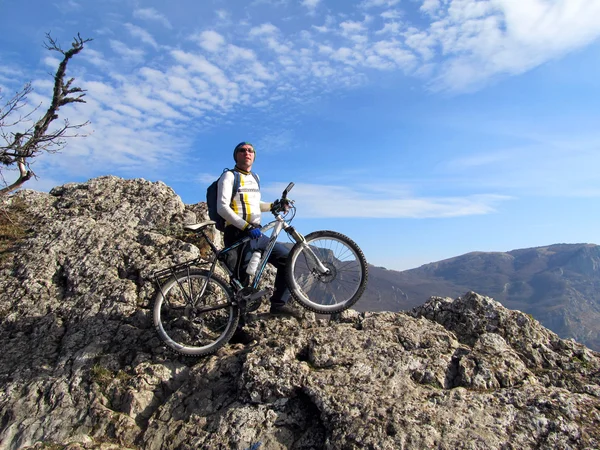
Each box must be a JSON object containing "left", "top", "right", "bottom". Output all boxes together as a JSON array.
[{"left": 152, "top": 182, "right": 368, "bottom": 356}]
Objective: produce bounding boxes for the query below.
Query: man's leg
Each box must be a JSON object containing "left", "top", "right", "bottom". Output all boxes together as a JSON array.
[
  {"left": 223, "top": 226, "right": 251, "bottom": 285},
  {"left": 268, "top": 243, "right": 299, "bottom": 316},
  {"left": 223, "top": 226, "right": 254, "bottom": 343}
]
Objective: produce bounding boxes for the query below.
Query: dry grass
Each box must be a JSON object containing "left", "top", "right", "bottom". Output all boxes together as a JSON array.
[
  {"left": 176, "top": 230, "right": 215, "bottom": 260},
  {"left": 0, "top": 196, "right": 32, "bottom": 263}
]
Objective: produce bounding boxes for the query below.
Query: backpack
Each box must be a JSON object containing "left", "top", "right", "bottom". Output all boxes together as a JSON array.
[{"left": 206, "top": 169, "right": 260, "bottom": 232}]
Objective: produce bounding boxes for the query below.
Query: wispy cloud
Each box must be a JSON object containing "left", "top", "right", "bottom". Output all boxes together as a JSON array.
[
  {"left": 125, "top": 23, "right": 159, "bottom": 50},
  {"left": 109, "top": 40, "right": 145, "bottom": 63},
  {"left": 361, "top": 0, "right": 400, "bottom": 9},
  {"left": 422, "top": 0, "right": 600, "bottom": 91},
  {"left": 193, "top": 30, "right": 226, "bottom": 53},
  {"left": 254, "top": 129, "right": 296, "bottom": 154},
  {"left": 441, "top": 135, "right": 600, "bottom": 198},
  {"left": 262, "top": 183, "right": 510, "bottom": 218},
  {"left": 133, "top": 7, "right": 172, "bottom": 29},
  {"left": 10, "top": 0, "right": 600, "bottom": 190},
  {"left": 302, "top": 0, "right": 321, "bottom": 15},
  {"left": 195, "top": 172, "right": 218, "bottom": 184},
  {"left": 250, "top": 23, "right": 281, "bottom": 38}
]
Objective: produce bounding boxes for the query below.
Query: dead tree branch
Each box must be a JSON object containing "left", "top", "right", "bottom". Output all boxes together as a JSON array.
[{"left": 0, "top": 33, "right": 92, "bottom": 196}]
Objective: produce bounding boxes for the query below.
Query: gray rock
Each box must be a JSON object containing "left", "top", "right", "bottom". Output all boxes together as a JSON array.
[{"left": 0, "top": 177, "right": 599, "bottom": 450}]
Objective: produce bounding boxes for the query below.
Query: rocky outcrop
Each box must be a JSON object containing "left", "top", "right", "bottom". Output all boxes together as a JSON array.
[
  {"left": 363, "top": 245, "right": 600, "bottom": 351},
  {"left": 0, "top": 176, "right": 599, "bottom": 449}
]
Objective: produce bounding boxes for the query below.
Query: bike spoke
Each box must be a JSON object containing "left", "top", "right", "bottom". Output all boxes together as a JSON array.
[
  {"left": 292, "top": 236, "right": 364, "bottom": 309},
  {"left": 155, "top": 271, "right": 238, "bottom": 355}
]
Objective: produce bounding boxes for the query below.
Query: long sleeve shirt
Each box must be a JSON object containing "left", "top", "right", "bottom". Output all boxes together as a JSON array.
[{"left": 216, "top": 168, "right": 272, "bottom": 230}]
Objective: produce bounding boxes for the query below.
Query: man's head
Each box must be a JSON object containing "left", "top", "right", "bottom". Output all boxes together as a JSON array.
[{"left": 233, "top": 141, "right": 255, "bottom": 171}]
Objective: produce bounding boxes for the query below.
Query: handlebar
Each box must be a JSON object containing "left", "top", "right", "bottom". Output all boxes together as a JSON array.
[
  {"left": 271, "top": 182, "right": 295, "bottom": 216},
  {"left": 282, "top": 182, "right": 294, "bottom": 200}
]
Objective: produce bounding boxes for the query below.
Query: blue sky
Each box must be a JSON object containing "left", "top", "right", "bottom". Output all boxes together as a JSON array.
[{"left": 1, "top": 0, "right": 600, "bottom": 271}]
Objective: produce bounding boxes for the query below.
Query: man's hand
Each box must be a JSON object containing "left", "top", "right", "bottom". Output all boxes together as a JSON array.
[
  {"left": 247, "top": 226, "right": 262, "bottom": 240},
  {"left": 271, "top": 198, "right": 291, "bottom": 214}
]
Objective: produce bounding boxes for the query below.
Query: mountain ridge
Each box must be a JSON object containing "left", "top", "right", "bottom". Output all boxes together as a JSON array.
[{"left": 360, "top": 243, "right": 600, "bottom": 351}]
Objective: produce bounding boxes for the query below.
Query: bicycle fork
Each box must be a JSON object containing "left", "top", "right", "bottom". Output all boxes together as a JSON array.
[{"left": 282, "top": 220, "right": 330, "bottom": 275}]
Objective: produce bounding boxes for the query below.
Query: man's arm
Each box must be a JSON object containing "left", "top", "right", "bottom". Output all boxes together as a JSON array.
[
  {"left": 217, "top": 171, "right": 250, "bottom": 230},
  {"left": 260, "top": 201, "right": 273, "bottom": 212}
]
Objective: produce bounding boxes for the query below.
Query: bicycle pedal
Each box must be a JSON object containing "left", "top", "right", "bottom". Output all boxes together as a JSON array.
[{"left": 247, "top": 288, "right": 273, "bottom": 302}]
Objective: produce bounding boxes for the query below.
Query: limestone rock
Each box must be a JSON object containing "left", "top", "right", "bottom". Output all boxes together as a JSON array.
[{"left": 0, "top": 177, "right": 598, "bottom": 450}]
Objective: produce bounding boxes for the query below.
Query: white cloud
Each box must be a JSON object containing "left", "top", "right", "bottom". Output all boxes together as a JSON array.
[
  {"left": 109, "top": 40, "right": 145, "bottom": 62},
  {"left": 215, "top": 9, "right": 230, "bottom": 21},
  {"left": 171, "top": 50, "right": 230, "bottom": 88},
  {"left": 361, "top": 0, "right": 400, "bottom": 8},
  {"left": 30, "top": 79, "right": 54, "bottom": 93},
  {"left": 196, "top": 172, "right": 217, "bottom": 184},
  {"left": 195, "top": 30, "right": 226, "bottom": 52},
  {"left": 421, "top": 0, "right": 441, "bottom": 16},
  {"left": 370, "top": 40, "right": 416, "bottom": 69},
  {"left": 376, "top": 21, "right": 401, "bottom": 35},
  {"left": 226, "top": 45, "right": 256, "bottom": 62},
  {"left": 82, "top": 48, "right": 110, "bottom": 69},
  {"left": 404, "top": 28, "right": 437, "bottom": 61},
  {"left": 250, "top": 23, "right": 280, "bottom": 37},
  {"left": 83, "top": 81, "right": 116, "bottom": 103},
  {"left": 381, "top": 9, "right": 403, "bottom": 20},
  {"left": 438, "top": 122, "right": 600, "bottom": 198},
  {"left": 43, "top": 56, "right": 62, "bottom": 69},
  {"left": 125, "top": 23, "right": 159, "bottom": 49},
  {"left": 424, "top": 0, "right": 600, "bottom": 91},
  {"left": 267, "top": 37, "right": 293, "bottom": 54},
  {"left": 312, "top": 24, "right": 330, "bottom": 33},
  {"left": 340, "top": 20, "right": 367, "bottom": 36},
  {"left": 9, "top": 0, "right": 600, "bottom": 189},
  {"left": 254, "top": 129, "right": 296, "bottom": 154},
  {"left": 0, "top": 65, "right": 23, "bottom": 78},
  {"left": 263, "top": 183, "right": 510, "bottom": 218},
  {"left": 302, "top": 0, "right": 321, "bottom": 12},
  {"left": 133, "top": 8, "right": 172, "bottom": 29},
  {"left": 62, "top": 0, "right": 82, "bottom": 10},
  {"left": 250, "top": 61, "right": 274, "bottom": 80}
]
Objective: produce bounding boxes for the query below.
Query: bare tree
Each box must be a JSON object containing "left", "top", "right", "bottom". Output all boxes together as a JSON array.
[{"left": 0, "top": 33, "right": 92, "bottom": 196}]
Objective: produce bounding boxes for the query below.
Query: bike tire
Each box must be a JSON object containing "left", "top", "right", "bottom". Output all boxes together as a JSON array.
[
  {"left": 286, "top": 230, "right": 368, "bottom": 314},
  {"left": 153, "top": 268, "right": 240, "bottom": 356}
]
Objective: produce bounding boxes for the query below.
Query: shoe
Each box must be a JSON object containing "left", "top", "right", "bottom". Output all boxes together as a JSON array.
[
  {"left": 230, "top": 328, "right": 254, "bottom": 345},
  {"left": 269, "top": 303, "right": 302, "bottom": 318}
]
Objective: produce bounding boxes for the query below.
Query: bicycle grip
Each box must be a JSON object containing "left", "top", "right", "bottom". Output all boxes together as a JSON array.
[{"left": 282, "top": 182, "right": 295, "bottom": 199}]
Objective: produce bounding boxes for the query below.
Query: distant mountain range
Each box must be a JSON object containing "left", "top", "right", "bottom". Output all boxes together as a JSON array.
[{"left": 359, "top": 243, "right": 600, "bottom": 351}]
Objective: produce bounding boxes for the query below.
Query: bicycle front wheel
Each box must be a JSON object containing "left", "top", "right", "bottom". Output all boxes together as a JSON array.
[
  {"left": 286, "top": 230, "right": 368, "bottom": 314},
  {"left": 153, "top": 269, "right": 239, "bottom": 356}
]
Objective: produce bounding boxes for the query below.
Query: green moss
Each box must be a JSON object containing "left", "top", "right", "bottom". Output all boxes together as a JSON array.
[
  {"left": 526, "top": 313, "right": 535, "bottom": 322},
  {"left": 90, "top": 364, "right": 134, "bottom": 393},
  {"left": 115, "top": 369, "right": 133, "bottom": 382},
  {"left": 573, "top": 356, "right": 590, "bottom": 368},
  {"left": 90, "top": 364, "right": 113, "bottom": 388}
]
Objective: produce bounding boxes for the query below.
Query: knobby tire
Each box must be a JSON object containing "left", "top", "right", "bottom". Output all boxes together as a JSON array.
[
  {"left": 286, "top": 230, "right": 368, "bottom": 314},
  {"left": 152, "top": 269, "right": 239, "bottom": 356}
]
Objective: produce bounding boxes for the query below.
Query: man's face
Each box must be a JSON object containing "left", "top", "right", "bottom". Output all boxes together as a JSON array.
[{"left": 235, "top": 145, "right": 255, "bottom": 168}]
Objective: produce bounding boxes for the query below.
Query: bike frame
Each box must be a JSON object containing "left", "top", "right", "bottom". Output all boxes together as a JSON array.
[{"left": 196, "top": 211, "right": 330, "bottom": 302}]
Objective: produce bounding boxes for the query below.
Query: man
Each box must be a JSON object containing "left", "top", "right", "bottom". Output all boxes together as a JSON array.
[{"left": 216, "top": 141, "right": 296, "bottom": 316}]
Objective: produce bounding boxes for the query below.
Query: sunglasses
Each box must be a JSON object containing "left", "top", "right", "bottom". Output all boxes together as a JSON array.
[{"left": 237, "top": 148, "right": 255, "bottom": 153}]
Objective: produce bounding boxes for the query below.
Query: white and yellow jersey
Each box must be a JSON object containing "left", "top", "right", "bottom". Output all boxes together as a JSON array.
[{"left": 216, "top": 168, "right": 272, "bottom": 230}]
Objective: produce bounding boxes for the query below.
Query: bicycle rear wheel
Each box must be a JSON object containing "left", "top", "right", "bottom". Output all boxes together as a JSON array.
[
  {"left": 286, "top": 230, "right": 368, "bottom": 314},
  {"left": 153, "top": 269, "right": 239, "bottom": 356}
]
